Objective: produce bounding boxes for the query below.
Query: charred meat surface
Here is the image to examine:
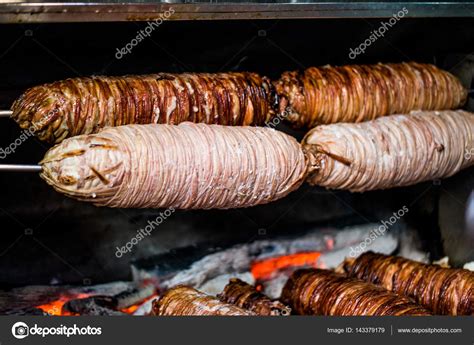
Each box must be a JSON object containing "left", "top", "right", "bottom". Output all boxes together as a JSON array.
[
  {"left": 274, "top": 62, "right": 466, "bottom": 128},
  {"left": 343, "top": 252, "right": 474, "bottom": 315},
  {"left": 152, "top": 286, "right": 256, "bottom": 316},
  {"left": 218, "top": 278, "right": 291, "bottom": 316},
  {"left": 280, "top": 269, "right": 432, "bottom": 316},
  {"left": 12, "top": 72, "right": 275, "bottom": 143}
]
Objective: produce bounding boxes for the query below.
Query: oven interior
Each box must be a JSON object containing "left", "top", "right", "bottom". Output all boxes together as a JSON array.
[{"left": 0, "top": 17, "right": 473, "bottom": 315}]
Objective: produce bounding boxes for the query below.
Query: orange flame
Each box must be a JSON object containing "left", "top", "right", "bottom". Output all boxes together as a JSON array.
[
  {"left": 36, "top": 293, "right": 91, "bottom": 316},
  {"left": 251, "top": 252, "right": 321, "bottom": 280}
]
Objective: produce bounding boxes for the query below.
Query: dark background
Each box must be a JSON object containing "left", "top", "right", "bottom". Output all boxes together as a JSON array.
[{"left": 0, "top": 18, "right": 473, "bottom": 287}]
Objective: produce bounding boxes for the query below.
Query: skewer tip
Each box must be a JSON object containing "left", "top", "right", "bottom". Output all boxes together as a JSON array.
[
  {"left": 0, "top": 110, "right": 13, "bottom": 117},
  {"left": 0, "top": 164, "right": 42, "bottom": 172}
]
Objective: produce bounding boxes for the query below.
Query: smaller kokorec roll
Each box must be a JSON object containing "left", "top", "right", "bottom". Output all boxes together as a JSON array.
[
  {"left": 218, "top": 278, "right": 291, "bottom": 316},
  {"left": 274, "top": 62, "right": 467, "bottom": 128},
  {"left": 343, "top": 252, "right": 474, "bottom": 315},
  {"left": 152, "top": 286, "right": 256, "bottom": 316},
  {"left": 302, "top": 110, "right": 474, "bottom": 192},
  {"left": 12, "top": 72, "right": 275, "bottom": 144},
  {"left": 39, "top": 122, "right": 307, "bottom": 209},
  {"left": 280, "top": 269, "right": 431, "bottom": 316}
]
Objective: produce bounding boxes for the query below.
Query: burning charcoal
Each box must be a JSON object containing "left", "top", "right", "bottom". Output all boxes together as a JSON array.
[
  {"left": 343, "top": 252, "right": 474, "bottom": 315},
  {"left": 152, "top": 286, "right": 256, "bottom": 316},
  {"left": 132, "top": 224, "right": 392, "bottom": 291},
  {"left": 131, "top": 245, "right": 222, "bottom": 286},
  {"left": 218, "top": 278, "right": 290, "bottom": 316},
  {"left": 62, "top": 296, "right": 125, "bottom": 316},
  {"left": 4, "top": 307, "right": 49, "bottom": 316},
  {"left": 251, "top": 252, "right": 321, "bottom": 280},
  {"left": 281, "top": 269, "right": 432, "bottom": 316}
]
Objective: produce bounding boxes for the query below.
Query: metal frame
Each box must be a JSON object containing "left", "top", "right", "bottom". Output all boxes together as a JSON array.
[{"left": 0, "top": 2, "right": 473, "bottom": 23}]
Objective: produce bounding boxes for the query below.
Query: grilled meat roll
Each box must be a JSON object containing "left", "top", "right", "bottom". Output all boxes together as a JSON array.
[
  {"left": 343, "top": 252, "right": 474, "bottom": 315},
  {"left": 302, "top": 110, "right": 474, "bottom": 192},
  {"left": 152, "top": 286, "right": 256, "bottom": 316},
  {"left": 12, "top": 72, "right": 275, "bottom": 144},
  {"left": 39, "top": 122, "right": 307, "bottom": 209},
  {"left": 280, "top": 269, "right": 432, "bottom": 316},
  {"left": 274, "top": 62, "right": 467, "bottom": 128},
  {"left": 218, "top": 278, "right": 291, "bottom": 316}
]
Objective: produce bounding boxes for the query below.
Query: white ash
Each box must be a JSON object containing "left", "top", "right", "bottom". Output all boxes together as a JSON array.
[
  {"left": 198, "top": 272, "right": 254, "bottom": 296},
  {"left": 319, "top": 233, "right": 398, "bottom": 269},
  {"left": 463, "top": 261, "right": 474, "bottom": 271},
  {"left": 398, "top": 226, "right": 430, "bottom": 263},
  {"left": 261, "top": 274, "right": 290, "bottom": 300},
  {"left": 157, "top": 223, "right": 391, "bottom": 290},
  {"left": 432, "top": 256, "right": 451, "bottom": 268},
  {"left": 132, "top": 298, "right": 155, "bottom": 316}
]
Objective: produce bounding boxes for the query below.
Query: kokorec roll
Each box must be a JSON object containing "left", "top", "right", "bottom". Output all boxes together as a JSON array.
[
  {"left": 280, "top": 269, "right": 432, "bottom": 316},
  {"left": 302, "top": 110, "right": 474, "bottom": 192},
  {"left": 343, "top": 252, "right": 474, "bottom": 315},
  {"left": 12, "top": 72, "right": 275, "bottom": 143},
  {"left": 274, "top": 62, "right": 467, "bottom": 128},
  {"left": 152, "top": 286, "right": 256, "bottom": 316},
  {"left": 218, "top": 278, "right": 291, "bottom": 316},
  {"left": 39, "top": 122, "right": 307, "bottom": 209}
]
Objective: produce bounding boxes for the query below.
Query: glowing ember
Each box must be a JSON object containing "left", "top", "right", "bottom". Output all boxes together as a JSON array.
[
  {"left": 121, "top": 304, "right": 139, "bottom": 314},
  {"left": 251, "top": 252, "right": 321, "bottom": 280},
  {"left": 36, "top": 293, "right": 91, "bottom": 316},
  {"left": 36, "top": 290, "right": 158, "bottom": 316}
]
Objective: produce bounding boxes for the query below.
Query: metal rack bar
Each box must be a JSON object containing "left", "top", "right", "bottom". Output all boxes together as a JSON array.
[{"left": 0, "top": 2, "right": 473, "bottom": 23}]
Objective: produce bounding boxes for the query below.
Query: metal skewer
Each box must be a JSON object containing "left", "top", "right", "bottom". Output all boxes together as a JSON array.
[
  {"left": 0, "top": 110, "right": 12, "bottom": 117},
  {"left": 0, "top": 164, "right": 41, "bottom": 172}
]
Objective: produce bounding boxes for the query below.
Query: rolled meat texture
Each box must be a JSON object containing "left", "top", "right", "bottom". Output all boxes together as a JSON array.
[
  {"left": 280, "top": 269, "right": 432, "bottom": 316},
  {"left": 11, "top": 72, "right": 275, "bottom": 144},
  {"left": 274, "top": 62, "right": 467, "bottom": 128},
  {"left": 218, "top": 278, "right": 291, "bottom": 316},
  {"left": 343, "top": 252, "right": 474, "bottom": 315},
  {"left": 152, "top": 286, "right": 256, "bottom": 316},
  {"left": 39, "top": 122, "right": 307, "bottom": 209},
  {"left": 302, "top": 110, "right": 474, "bottom": 192}
]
